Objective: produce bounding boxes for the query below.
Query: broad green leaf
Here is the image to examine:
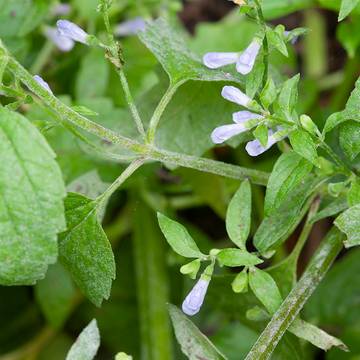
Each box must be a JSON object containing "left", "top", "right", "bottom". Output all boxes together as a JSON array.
[
  {"left": 348, "top": 179, "right": 360, "bottom": 206},
  {"left": 266, "top": 27, "right": 288, "bottom": 57},
  {"left": 324, "top": 76, "right": 360, "bottom": 134},
  {"left": 249, "top": 267, "right": 283, "bottom": 315},
  {"left": 276, "top": 74, "right": 300, "bottom": 120},
  {"left": 260, "top": 77, "right": 277, "bottom": 109},
  {"left": 138, "top": 18, "right": 244, "bottom": 85},
  {"left": 35, "top": 263, "right": 76, "bottom": 329},
  {"left": 255, "top": 176, "right": 323, "bottom": 252},
  {"left": 310, "top": 196, "right": 348, "bottom": 223},
  {"left": 289, "top": 319, "right": 348, "bottom": 352},
  {"left": 0, "top": 107, "right": 66, "bottom": 285},
  {"left": 157, "top": 213, "right": 204, "bottom": 258},
  {"left": 76, "top": 48, "right": 109, "bottom": 100},
  {"left": 168, "top": 304, "right": 227, "bottom": 360},
  {"left": 289, "top": 129, "right": 318, "bottom": 165},
  {"left": 217, "top": 249, "right": 263, "bottom": 267},
  {"left": 338, "top": 0, "right": 360, "bottom": 20},
  {"left": 334, "top": 204, "right": 360, "bottom": 247},
  {"left": 253, "top": 123, "right": 268, "bottom": 147},
  {"left": 133, "top": 201, "right": 172, "bottom": 360},
  {"left": 265, "top": 151, "right": 313, "bottom": 216},
  {"left": 66, "top": 319, "right": 100, "bottom": 360},
  {"left": 226, "top": 180, "right": 252, "bottom": 249},
  {"left": 59, "top": 193, "right": 116, "bottom": 306},
  {"left": 339, "top": 121, "right": 360, "bottom": 160}
]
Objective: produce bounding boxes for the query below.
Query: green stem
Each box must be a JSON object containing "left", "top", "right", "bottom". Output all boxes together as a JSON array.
[
  {"left": 146, "top": 82, "right": 181, "bottom": 144},
  {"left": 245, "top": 227, "right": 344, "bottom": 360}
]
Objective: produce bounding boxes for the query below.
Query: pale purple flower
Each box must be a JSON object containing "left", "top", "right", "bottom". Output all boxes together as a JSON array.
[
  {"left": 56, "top": 20, "right": 88, "bottom": 44},
  {"left": 245, "top": 130, "right": 284, "bottom": 156},
  {"left": 51, "top": 3, "right": 71, "bottom": 16},
  {"left": 236, "top": 39, "right": 262, "bottom": 75},
  {"left": 33, "top": 75, "right": 53, "bottom": 95},
  {"left": 203, "top": 52, "right": 239, "bottom": 69},
  {"left": 222, "top": 86, "right": 251, "bottom": 107},
  {"left": 45, "top": 27, "right": 74, "bottom": 52},
  {"left": 114, "top": 17, "right": 146, "bottom": 37},
  {"left": 182, "top": 279, "right": 209, "bottom": 316},
  {"left": 233, "top": 111, "right": 263, "bottom": 124}
]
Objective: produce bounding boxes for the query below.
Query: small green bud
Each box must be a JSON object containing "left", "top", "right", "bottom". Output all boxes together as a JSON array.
[
  {"left": 328, "top": 182, "right": 346, "bottom": 197},
  {"left": 180, "top": 259, "right": 201, "bottom": 279},
  {"left": 231, "top": 271, "right": 248, "bottom": 293},
  {"left": 300, "top": 114, "right": 319, "bottom": 135}
]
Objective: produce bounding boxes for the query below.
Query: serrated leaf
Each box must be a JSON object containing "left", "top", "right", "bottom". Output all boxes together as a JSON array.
[
  {"left": 339, "top": 121, "right": 360, "bottom": 160},
  {"left": 225, "top": 180, "right": 252, "bottom": 249},
  {"left": 260, "top": 77, "right": 277, "bottom": 109},
  {"left": 59, "top": 193, "right": 116, "bottom": 306},
  {"left": 66, "top": 319, "right": 100, "bottom": 360},
  {"left": 217, "top": 249, "right": 263, "bottom": 267},
  {"left": 339, "top": 0, "right": 360, "bottom": 21},
  {"left": 265, "top": 151, "right": 313, "bottom": 216},
  {"left": 266, "top": 27, "right": 288, "bottom": 57},
  {"left": 168, "top": 304, "right": 227, "bottom": 360},
  {"left": 255, "top": 176, "right": 324, "bottom": 252},
  {"left": 249, "top": 267, "right": 283, "bottom": 315},
  {"left": 138, "top": 18, "right": 244, "bottom": 85},
  {"left": 35, "top": 263, "right": 76, "bottom": 329},
  {"left": 289, "top": 129, "right": 318, "bottom": 165},
  {"left": 0, "top": 107, "right": 66, "bottom": 285},
  {"left": 157, "top": 213, "right": 204, "bottom": 258},
  {"left": 334, "top": 204, "right": 360, "bottom": 247}
]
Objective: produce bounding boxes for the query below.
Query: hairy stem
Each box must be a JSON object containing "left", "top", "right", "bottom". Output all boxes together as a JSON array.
[{"left": 245, "top": 227, "right": 344, "bottom": 360}]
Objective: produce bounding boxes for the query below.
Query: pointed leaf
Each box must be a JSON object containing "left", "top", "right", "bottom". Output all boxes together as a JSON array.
[
  {"left": 289, "top": 129, "right": 318, "bottom": 165},
  {"left": 217, "top": 249, "right": 263, "bottom": 267},
  {"left": 339, "top": 0, "right": 360, "bottom": 21},
  {"left": 334, "top": 204, "right": 360, "bottom": 248}
]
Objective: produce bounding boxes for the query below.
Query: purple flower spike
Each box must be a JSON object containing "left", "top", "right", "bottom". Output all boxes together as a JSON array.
[
  {"left": 182, "top": 279, "right": 210, "bottom": 316},
  {"left": 56, "top": 20, "right": 88, "bottom": 44},
  {"left": 203, "top": 52, "right": 239, "bottom": 69},
  {"left": 33, "top": 75, "right": 53, "bottom": 95}
]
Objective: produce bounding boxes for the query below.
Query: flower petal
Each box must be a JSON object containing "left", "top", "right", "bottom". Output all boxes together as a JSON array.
[
  {"left": 45, "top": 27, "right": 74, "bottom": 52},
  {"left": 182, "top": 279, "right": 209, "bottom": 316},
  {"left": 245, "top": 130, "right": 277, "bottom": 156},
  {"left": 236, "top": 39, "right": 261, "bottom": 75},
  {"left": 114, "top": 17, "right": 146, "bottom": 37},
  {"left": 33, "top": 75, "right": 53, "bottom": 95},
  {"left": 56, "top": 20, "right": 88, "bottom": 44},
  {"left": 221, "top": 86, "right": 251, "bottom": 107},
  {"left": 233, "top": 110, "right": 263, "bottom": 124},
  {"left": 203, "top": 52, "right": 239, "bottom": 69},
  {"left": 211, "top": 123, "right": 246, "bottom": 144}
]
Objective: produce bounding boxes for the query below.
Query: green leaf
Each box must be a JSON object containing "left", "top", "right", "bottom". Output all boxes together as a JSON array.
[
  {"left": 310, "top": 196, "right": 348, "bottom": 223},
  {"left": 66, "top": 319, "right": 100, "bottom": 360},
  {"left": 0, "top": 107, "right": 66, "bottom": 285},
  {"left": 59, "top": 193, "right": 116, "bottom": 306},
  {"left": 277, "top": 74, "right": 300, "bottom": 119},
  {"left": 253, "top": 123, "right": 268, "bottom": 147},
  {"left": 225, "top": 180, "right": 252, "bottom": 249},
  {"left": 264, "top": 151, "right": 313, "bottom": 216},
  {"left": 231, "top": 271, "right": 249, "bottom": 293},
  {"left": 157, "top": 213, "right": 204, "bottom": 258},
  {"left": 216, "top": 249, "right": 263, "bottom": 267},
  {"left": 260, "top": 77, "right": 277, "bottom": 109},
  {"left": 339, "top": 121, "right": 360, "bottom": 160},
  {"left": 255, "top": 176, "right": 323, "bottom": 252},
  {"left": 35, "top": 263, "right": 76, "bottom": 329},
  {"left": 339, "top": 0, "right": 360, "bottom": 20},
  {"left": 266, "top": 26, "right": 288, "bottom": 57},
  {"left": 348, "top": 179, "right": 360, "bottom": 206},
  {"left": 337, "top": 20, "right": 360, "bottom": 57},
  {"left": 168, "top": 304, "right": 227, "bottom": 360},
  {"left": 289, "top": 129, "right": 318, "bottom": 165},
  {"left": 262, "top": 0, "right": 314, "bottom": 20},
  {"left": 181, "top": 259, "right": 201, "bottom": 279},
  {"left": 76, "top": 48, "right": 109, "bottom": 100},
  {"left": 133, "top": 200, "right": 172, "bottom": 360},
  {"left": 334, "top": 204, "right": 360, "bottom": 247},
  {"left": 138, "top": 18, "right": 244, "bottom": 85},
  {"left": 324, "top": 76, "right": 360, "bottom": 134},
  {"left": 248, "top": 267, "right": 283, "bottom": 315},
  {"left": 246, "top": 50, "right": 265, "bottom": 98}
]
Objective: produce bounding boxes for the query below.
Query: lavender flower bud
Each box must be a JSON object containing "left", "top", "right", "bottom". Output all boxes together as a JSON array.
[
  {"left": 56, "top": 20, "right": 88, "bottom": 44},
  {"left": 203, "top": 52, "right": 239, "bottom": 69},
  {"left": 211, "top": 123, "right": 247, "bottom": 144},
  {"left": 232, "top": 110, "right": 263, "bottom": 124},
  {"left": 236, "top": 39, "right": 262, "bottom": 75},
  {"left": 221, "top": 86, "right": 251, "bottom": 107},
  {"left": 45, "top": 27, "right": 74, "bottom": 52},
  {"left": 114, "top": 17, "right": 146, "bottom": 37},
  {"left": 182, "top": 278, "right": 210, "bottom": 316},
  {"left": 33, "top": 75, "right": 53, "bottom": 95}
]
